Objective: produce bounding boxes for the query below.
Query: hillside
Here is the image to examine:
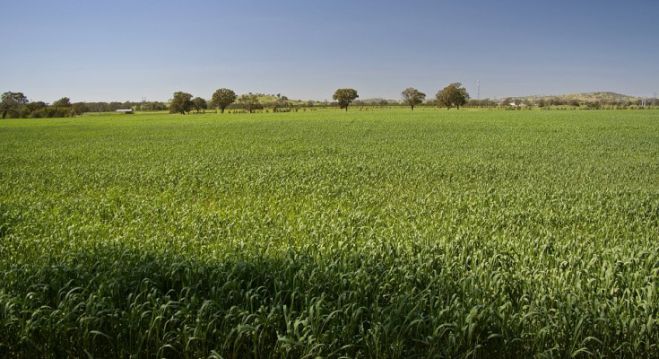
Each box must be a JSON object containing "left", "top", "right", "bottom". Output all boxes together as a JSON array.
[{"left": 515, "top": 92, "right": 638, "bottom": 103}]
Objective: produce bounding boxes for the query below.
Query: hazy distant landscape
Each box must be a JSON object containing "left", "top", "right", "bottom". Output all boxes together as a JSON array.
[{"left": 2, "top": 90, "right": 658, "bottom": 119}]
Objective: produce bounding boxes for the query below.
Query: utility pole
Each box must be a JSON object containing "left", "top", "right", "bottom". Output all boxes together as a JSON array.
[{"left": 477, "top": 80, "right": 480, "bottom": 100}]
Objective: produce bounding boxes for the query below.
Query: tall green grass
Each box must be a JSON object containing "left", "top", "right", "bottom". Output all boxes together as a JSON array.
[{"left": 0, "top": 109, "right": 657, "bottom": 357}]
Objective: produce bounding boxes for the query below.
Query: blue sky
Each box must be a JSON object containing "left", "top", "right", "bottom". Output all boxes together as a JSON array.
[{"left": 2, "top": 0, "right": 658, "bottom": 102}]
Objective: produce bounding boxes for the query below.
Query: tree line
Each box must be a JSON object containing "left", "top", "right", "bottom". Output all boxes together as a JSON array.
[
  {"left": 0, "top": 92, "right": 169, "bottom": 119},
  {"left": 2, "top": 84, "right": 657, "bottom": 119},
  {"left": 166, "top": 85, "right": 659, "bottom": 113},
  {"left": 0, "top": 93, "right": 79, "bottom": 119},
  {"left": 168, "top": 83, "right": 471, "bottom": 114}
]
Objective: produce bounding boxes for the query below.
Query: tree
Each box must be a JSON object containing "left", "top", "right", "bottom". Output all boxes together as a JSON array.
[
  {"left": 211, "top": 88, "right": 237, "bottom": 113},
  {"left": 401, "top": 88, "right": 426, "bottom": 110},
  {"left": 237, "top": 93, "right": 260, "bottom": 113},
  {"left": 169, "top": 92, "right": 193, "bottom": 114},
  {"left": 273, "top": 94, "right": 290, "bottom": 112},
  {"left": 51, "top": 97, "right": 74, "bottom": 117},
  {"left": 333, "top": 88, "right": 359, "bottom": 111},
  {"left": 52, "top": 97, "right": 72, "bottom": 108},
  {"left": 27, "top": 102, "right": 49, "bottom": 118},
  {"left": 191, "top": 97, "right": 208, "bottom": 113},
  {"left": 72, "top": 102, "right": 89, "bottom": 115},
  {"left": 25, "top": 101, "right": 47, "bottom": 113},
  {"left": 436, "top": 83, "right": 470, "bottom": 109},
  {"left": 138, "top": 101, "right": 167, "bottom": 111},
  {"left": 1, "top": 92, "right": 28, "bottom": 119}
]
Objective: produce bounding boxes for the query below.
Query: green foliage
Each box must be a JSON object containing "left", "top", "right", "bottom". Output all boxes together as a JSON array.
[
  {"left": 169, "top": 91, "right": 193, "bottom": 114},
  {"left": 0, "top": 109, "right": 657, "bottom": 357},
  {"left": 333, "top": 88, "right": 359, "bottom": 111},
  {"left": 52, "top": 97, "right": 72, "bottom": 108},
  {"left": 268, "top": 94, "right": 291, "bottom": 112},
  {"left": 0, "top": 92, "right": 28, "bottom": 119},
  {"left": 210, "top": 88, "right": 237, "bottom": 113},
  {"left": 401, "top": 87, "right": 426, "bottom": 110},
  {"left": 436, "top": 83, "right": 470, "bottom": 109},
  {"left": 236, "top": 93, "right": 261, "bottom": 113},
  {"left": 1, "top": 93, "right": 80, "bottom": 119},
  {"left": 71, "top": 102, "right": 89, "bottom": 115},
  {"left": 191, "top": 97, "right": 208, "bottom": 113},
  {"left": 25, "top": 101, "right": 47, "bottom": 114},
  {"left": 136, "top": 101, "right": 168, "bottom": 112}
]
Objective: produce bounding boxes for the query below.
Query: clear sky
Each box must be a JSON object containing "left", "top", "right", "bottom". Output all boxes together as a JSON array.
[{"left": 2, "top": 0, "right": 658, "bottom": 102}]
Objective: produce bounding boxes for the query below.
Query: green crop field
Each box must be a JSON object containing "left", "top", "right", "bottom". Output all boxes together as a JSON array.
[{"left": 0, "top": 109, "right": 657, "bottom": 358}]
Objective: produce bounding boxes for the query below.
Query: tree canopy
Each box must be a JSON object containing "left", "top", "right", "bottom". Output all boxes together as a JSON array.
[
  {"left": 237, "top": 93, "right": 260, "bottom": 113},
  {"left": 273, "top": 94, "right": 290, "bottom": 112},
  {"left": 333, "top": 88, "right": 359, "bottom": 111},
  {"left": 1, "top": 92, "right": 82, "bottom": 118},
  {"left": 436, "top": 83, "right": 470, "bottom": 109},
  {"left": 401, "top": 88, "right": 426, "bottom": 110},
  {"left": 211, "top": 88, "right": 237, "bottom": 113},
  {"left": 191, "top": 97, "right": 208, "bottom": 113},
  {"left": 1, "top": 92, "right": 28, "bottom": 119},
  {"left": 170, "top": 92, "right": 193, "bottom": 114},
  {"left": 52, "top": 97, "right": 72, "bottom": 108}
]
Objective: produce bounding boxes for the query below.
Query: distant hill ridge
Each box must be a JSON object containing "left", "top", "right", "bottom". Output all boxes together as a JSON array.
[
  {"left": 316, "top": 92, "right": 643, "bottom": 104},
  {"left": 514, "top": 92, "right": 638, "bottom": 102},
  {"left": 224, "top": 92, "right": 646, "bottom": 104}
]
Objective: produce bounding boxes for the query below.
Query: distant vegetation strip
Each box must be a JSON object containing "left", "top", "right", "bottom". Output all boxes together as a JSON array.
[{"left": 2, "top": 87, "right": 657, "bottom": 119}]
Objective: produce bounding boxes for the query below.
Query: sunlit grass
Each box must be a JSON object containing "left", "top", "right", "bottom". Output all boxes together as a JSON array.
[{"left": 0, "top": 109, "right": 657, "bottom": 357}]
